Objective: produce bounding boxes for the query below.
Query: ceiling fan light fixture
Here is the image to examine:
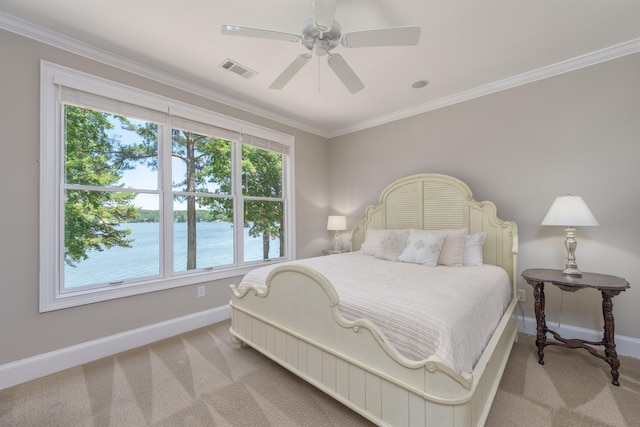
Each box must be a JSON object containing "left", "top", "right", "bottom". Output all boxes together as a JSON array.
[
  {"left": 314, "top": 39, "right": 329, "bottom": 56},
  {"left": 300, "top": 17, "right": 341, "bottom": 52}
]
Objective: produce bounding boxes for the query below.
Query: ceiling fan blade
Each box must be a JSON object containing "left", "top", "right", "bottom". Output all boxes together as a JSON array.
[
  {"left": 327, "top": 53, "right": 364, "bottom": 94},
  {"left": 269, "top": 54, "right": 312, "bottom": 90},
  {"left": 341, "top": 26, "right": 421, "bottom": 48},
  {"left": 221, "top": 25, "right": 302, "bottom": 44},
  {"left": 312, "top": 0, "right": 338, "bottom": 32}
]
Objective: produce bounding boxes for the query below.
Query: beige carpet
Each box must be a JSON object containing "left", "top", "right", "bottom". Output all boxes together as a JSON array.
[{"left": 1, "top": 319, "right": 638, "bottom": 426}]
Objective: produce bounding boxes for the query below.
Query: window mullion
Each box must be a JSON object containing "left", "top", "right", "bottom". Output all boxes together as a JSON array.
[
  {"left": 56, "top": 98, "right": 66, "bottom": 302},
  {"left": 160, "top": 119, "right": 173, "bottom": 278},
  {"left": 233, "top": 141, "right": 244, "bottom": 266}
]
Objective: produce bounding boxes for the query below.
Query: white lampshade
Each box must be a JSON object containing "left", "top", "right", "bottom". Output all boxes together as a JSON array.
[
  {"left": 327, "top": 215, "right": 347, "bottom": 231},
  {"left": 541, "top": 195, "right": 599, "bottom": 227}
]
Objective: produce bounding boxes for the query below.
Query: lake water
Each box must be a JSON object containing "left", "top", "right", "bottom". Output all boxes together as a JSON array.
[{"left": 64, "top": 221, "right": 281, "bottom": 288}]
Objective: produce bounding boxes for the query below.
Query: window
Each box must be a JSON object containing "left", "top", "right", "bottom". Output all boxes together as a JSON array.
[{"left": 40, "top": 62, "right": 294, "bottom": 311}]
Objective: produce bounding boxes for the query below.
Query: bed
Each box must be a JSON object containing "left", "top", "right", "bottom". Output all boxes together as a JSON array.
[{"left": 229, "top": 173, "right": 519, "bottom": 427}]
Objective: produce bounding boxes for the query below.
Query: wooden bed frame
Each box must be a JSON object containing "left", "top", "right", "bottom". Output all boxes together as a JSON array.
[{"left": 230, "top": 173, "right": 519, "bottom": 426}]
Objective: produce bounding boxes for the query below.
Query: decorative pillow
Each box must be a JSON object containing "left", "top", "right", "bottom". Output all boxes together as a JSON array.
[
  {"left": 426, "top": 228, "right": 468, "bottom": 266},
  {"left": 463, "top": 232, "right": 488, "bottom": 266},
  {"left": 360, "top": 229, "right": 385, "bottom": 255},
  {"left": 398, "top": 230, "right": 447, "bottom": 266},
  {"left": 374, "top": 230, "right": 409, "bottom": 261}
]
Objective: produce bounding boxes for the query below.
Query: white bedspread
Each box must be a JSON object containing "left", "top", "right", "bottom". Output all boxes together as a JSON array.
[{"left": 237, "top": 252, "right": 511, "bottom": 374}]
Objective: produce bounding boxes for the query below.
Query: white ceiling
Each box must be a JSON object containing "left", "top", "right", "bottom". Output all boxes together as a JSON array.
[{"left": 1, "top": 1, "right": 639, "bottom": 137}]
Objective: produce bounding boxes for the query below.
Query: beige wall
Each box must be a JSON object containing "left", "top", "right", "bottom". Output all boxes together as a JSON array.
[
  {"left": 1, "top": 26, "right": 638, "bottom": 368},
  {"left": 0, "top": 29, "right": 330, "bottom": 364},
  {"left": 328, "top": 53, "right": 640, "bottom": 339}
]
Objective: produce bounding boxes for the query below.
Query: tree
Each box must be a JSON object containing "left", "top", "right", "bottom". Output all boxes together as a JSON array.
[
  {"left": 170, "top": 130, "right": 231, "bottom": 269},
  {"left": 64, "top": 105, "right": 139, "bottom": 266},
  {"left": 242, "top": 146, "right": 284, "bottom": 259},
  {"left": 204, "top": 144, "right": 284, "bottom": 259},
  {"left": 119, "top": 121, "right": 232, "bottom": 270},
  {"left": 64, "top": 106, "right": 283, "bottom": 268}
]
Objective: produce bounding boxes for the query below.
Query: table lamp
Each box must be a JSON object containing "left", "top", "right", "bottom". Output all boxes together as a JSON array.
[
  {"left": 541, "top": 195, "right": 599, "bottom": 277},
  {"left": 327, "top": 215, "right": 347, "bottom": 252}
]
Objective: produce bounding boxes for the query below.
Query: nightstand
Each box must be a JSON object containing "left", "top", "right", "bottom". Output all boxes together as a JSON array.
[
  {"left": 321, "top": 249, "right": 349, "bottom": 256},
  {"left": 522, "top": 268, "right": 630, "bottom": 386}
]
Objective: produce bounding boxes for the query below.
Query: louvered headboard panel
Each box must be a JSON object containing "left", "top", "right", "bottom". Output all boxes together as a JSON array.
[
  {"left": 423, "top": 180, "right": 465, "bottom": 229},
  {"left": 350, "top": 173, "right": 518, "bottom": 287}
]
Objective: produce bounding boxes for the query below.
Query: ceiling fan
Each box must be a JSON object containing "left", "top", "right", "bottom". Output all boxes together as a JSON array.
[{"left": 221, "top": 0, "right": 420, "bottom": 94}]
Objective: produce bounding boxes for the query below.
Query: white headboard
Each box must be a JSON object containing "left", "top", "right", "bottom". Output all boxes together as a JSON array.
[{"left": 350, "top": 173, "right": 518, "bottom": 287}]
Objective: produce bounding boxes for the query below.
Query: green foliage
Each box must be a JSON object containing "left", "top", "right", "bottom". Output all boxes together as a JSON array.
[
  {"left": 203, "top": 144, "right": 284, "bottom": 258},
  {"left": 134, "top": 210, "right": 161, "bottom": 223},
  {"left": 64, "top": 104, "right": 285, "bottom": 267},
  {"left": 172, "top": 210, "right": 225, "bottom": 223},
  {"left": 242, "top": 146, "right": 284, "bottom": 258},
  {"left": 120, "top": 210, "right": 228, "bottom": 223},
  {"left": 64, "top": 106, "right": 140, "bottom": 266}
]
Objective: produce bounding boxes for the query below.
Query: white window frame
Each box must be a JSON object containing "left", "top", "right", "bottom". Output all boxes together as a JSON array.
[{"left": 40, "top": 61, "right": 295, "bottom": 312}]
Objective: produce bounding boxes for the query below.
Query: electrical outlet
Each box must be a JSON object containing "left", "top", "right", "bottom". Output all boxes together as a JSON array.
[
  {"left": 517, "top": 289, "right": 525, "bottom": 303},
  {"left": 197, "top": 285, "right": 205, "bottom": 298}
]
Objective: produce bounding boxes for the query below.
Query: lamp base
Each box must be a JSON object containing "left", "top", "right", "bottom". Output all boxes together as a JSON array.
[
  {"left": 562, "top": 228, "right": 582, "bottom": 278},
  {"left": 333, "top": 231, "right": 342, "bottom": 253},
  {"left": 562, "top": 263, "right": 582, "bottom": 278}
]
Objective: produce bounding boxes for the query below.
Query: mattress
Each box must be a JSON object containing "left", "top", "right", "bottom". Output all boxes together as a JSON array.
[{"left": 236, "top": 251, "right": 511, "bottom": 374}]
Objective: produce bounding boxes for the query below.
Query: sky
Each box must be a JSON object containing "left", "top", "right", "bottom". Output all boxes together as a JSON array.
[{"left": 109, "top": 117, "right": 218, "bottom": 211}]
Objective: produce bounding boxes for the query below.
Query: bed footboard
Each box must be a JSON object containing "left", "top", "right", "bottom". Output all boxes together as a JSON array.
[{"left": 230, "top": 264, "right": 518, "bottom": 427}]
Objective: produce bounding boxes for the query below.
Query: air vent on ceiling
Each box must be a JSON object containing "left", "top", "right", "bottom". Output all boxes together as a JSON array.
[{"left": 220, "top": 59, "right": 257, "bottom": 79}]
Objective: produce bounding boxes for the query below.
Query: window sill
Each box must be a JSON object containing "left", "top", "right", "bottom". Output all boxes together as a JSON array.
[{"left": 40, "top": 259, "right": 289, "bottom": 312}]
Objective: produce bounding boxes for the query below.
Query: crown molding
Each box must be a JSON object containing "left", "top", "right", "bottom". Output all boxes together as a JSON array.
[
  {"left": 330, "top": 37, "right": 640, "bottom": 137},
  {"left": 0, "top": 12, "right": 328, "bottom": 137},
  {"left": 3, "top": 12, "right": 638, "bottom": 140}
]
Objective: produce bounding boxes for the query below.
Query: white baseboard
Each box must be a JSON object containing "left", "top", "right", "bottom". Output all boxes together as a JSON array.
[
  {"left": 517, "top": 313, "right": 640, "bottom": 359},
  {"left": 3, "top": 307, "right": 637, "bottom": 391},
  {"left": 0, "top": 305, "right": 231, "bottom": 390}
]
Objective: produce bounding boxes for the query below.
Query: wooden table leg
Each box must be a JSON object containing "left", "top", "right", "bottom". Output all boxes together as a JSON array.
[
  {"left": 522, "top": 269, "right": 629, "bottom": 387},
  {"left": 533, "top": 282, "right": 547, "bottom": 365},
  {"left": 602, "top": 290, "right": 621, "bottom": 386}
]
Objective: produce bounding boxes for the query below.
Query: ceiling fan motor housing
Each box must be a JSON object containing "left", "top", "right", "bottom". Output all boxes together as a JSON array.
[{"left": 301, "top": 16, "right": 341, "bottom": 55}]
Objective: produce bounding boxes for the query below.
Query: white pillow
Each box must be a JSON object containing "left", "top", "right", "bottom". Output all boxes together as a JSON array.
[
  {"left": 374, "top": 230, "right": 409, "bottom": 261},
  {"left": 425, "top": 228, "right": 468, "bottom": 266},
  {"left": 398, "top": 230, "right": 447, "bottom": 266},
  {"left": 463, "top": 232, "right": 488, "bottom": 266},
  {"left": 438, "top": 228, "right": 467, "bottom": 267},
  {"left": 360, "top": 229, "right": 385, "bottom": 255}
]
